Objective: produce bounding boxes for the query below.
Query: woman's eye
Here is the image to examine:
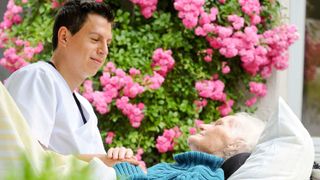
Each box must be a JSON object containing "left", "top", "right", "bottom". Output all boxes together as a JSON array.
[
  {"left": 91, "top": 38, "right": 99, "bottom": 42},
  {"left": 215, "top": 122, "right": 222, "bottom": 126}
]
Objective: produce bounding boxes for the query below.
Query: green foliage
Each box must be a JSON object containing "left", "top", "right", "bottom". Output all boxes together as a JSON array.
[
  {"left": 2, "top": 0, "right": 281, "bottom": 166},
  {"left": 5, "top": 153, "right": 91, "bottom": 180},
  {"left": 96, "top": 1, "right": 279, "bottom": 165},
  {"left": 8, "top": 1, "right": 54, "bottom": 61}
]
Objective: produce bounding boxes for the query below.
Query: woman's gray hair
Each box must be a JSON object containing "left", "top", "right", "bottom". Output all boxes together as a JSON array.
[{"left": 222, "top": 112, "right": 266, "bottom": 159}]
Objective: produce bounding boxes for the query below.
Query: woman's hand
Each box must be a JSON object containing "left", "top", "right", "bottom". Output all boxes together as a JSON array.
[
  {"left": 107, "top": 147, "right": 134, "bottom": 160},
  {"left": 77, "top": 147, "right": 139, "bottom": 167},
  {"left": 100, "top": 155, "right": 139, "bottom": 167}
]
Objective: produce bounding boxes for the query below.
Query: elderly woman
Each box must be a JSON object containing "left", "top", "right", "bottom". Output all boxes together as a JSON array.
[{"left": 113, "top": 113, "right": 266, "bottom": 179}]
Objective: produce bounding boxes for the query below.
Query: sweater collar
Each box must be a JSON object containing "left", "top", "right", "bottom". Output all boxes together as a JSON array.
[{"left": 173, "top": 151, "right": 224, "bottom": 171}]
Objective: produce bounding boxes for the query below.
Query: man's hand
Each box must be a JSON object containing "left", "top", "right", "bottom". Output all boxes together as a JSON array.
[{"left": 107, "top": 147, "right": 134, "bottom": 160}]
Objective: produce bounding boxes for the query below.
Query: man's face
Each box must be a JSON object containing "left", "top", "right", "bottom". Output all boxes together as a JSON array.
[
  {"left": 188, "top": 115, "right": 241, "bottom": 156},
  {"left": 63, "top": 13, "right": 112, "bottom": 79}
]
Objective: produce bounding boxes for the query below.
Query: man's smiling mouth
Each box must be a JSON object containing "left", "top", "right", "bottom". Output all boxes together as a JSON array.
[{"left": 90, "top": 57, "right": 102, "bottom": 64}]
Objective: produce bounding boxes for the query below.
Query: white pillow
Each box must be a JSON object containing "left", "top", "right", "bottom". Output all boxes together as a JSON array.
[{"left": 229, "top": 97, "right": 314, "bottom": 180}]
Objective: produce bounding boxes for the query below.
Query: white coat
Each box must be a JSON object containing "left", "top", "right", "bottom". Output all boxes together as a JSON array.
[{"left": 5, "top": 61, "right": 106, "bottom": 155}]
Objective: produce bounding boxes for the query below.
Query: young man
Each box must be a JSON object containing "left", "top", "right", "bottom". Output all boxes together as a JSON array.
[
  {"left": 5, "top": 0, "right": 136, "bottom": 166},
  {"left": 113, "top": 113, "right": 266, "bottom": 179}
]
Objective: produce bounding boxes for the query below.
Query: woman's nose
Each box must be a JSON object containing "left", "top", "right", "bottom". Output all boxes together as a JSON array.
[{"left": 199, "top": 124, "right": 210, "bottom": 130}]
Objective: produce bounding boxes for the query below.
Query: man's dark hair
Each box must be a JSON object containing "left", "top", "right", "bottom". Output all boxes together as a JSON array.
[{"left": 52, "top": 0, "right": 114, "bottom": 51}]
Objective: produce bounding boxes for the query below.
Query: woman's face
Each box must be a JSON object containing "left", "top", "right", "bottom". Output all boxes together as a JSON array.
[{"left": 187, "top": 115, "right": 242, "bottom": 157}]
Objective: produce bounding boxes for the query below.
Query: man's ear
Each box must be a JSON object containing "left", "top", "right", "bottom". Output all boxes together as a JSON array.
[{"left": 57, "top": 26, "right": 71, "bottom": 47}]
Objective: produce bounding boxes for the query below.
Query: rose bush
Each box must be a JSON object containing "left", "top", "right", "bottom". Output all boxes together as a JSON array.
[{"left": 0, "top": 0, "right": 298, "bottom": 165}]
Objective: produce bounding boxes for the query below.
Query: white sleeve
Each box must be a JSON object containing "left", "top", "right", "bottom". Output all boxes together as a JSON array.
[
  {"left": 88, "top": 158, "right": 116, "bottom": 180},
  {"left": 5, "top": 68, "right": 57, "bottom": 148}
]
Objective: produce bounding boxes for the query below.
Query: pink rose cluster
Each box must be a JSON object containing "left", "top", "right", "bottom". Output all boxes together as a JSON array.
[
  {"left": 116, "top": 97, "right": 145, "bottom": 128},
  {"left": 195, "top": 78, "right": 235, "bottom": 116},
  {"left": 82, "top": 62, "right": 145, "bottom": 127},
  {"left": 151, "top": 48, "right": 175, "bottom": 77},
  {"left": 173, "top": 0, "right": 298, "bottom": 79},
  {"left": 173, "top": 0, "right": 298, "bottom": 109},
  {"left": 221, "top": 61, "right": 230, "bottom": 74},
  {"left": 203, "top": 48, "right": 213, "bottom": 62},
  {"left": 189, "top": 119, "right": 204, "bottom": 135},
  {"left": 0, "top": 0, "right": 23, "bottom": 30},
  {"left": 237, "top": 25, "right": 298, "bottom": 79},
  {"left": 82, "top": 48, "right": 175, "bottom": 128},
  {"left": 130, "top": 0, "right": 158, "bottom": 19},
  {"left": 0, "top": 40, "right": 43, "bottom": 72},
  {"left": 0, "top": 1, "right": 44, "bottom": 72},
  {"left": 105, "top": 131, "right": 115, "bottom": 144},
  {"left": 135, "top": 148, "right": 146, "bottom": 169},
  {"left": 143, "top": 48, "right": 175, "bottom": 90},
  {"left": 51, "top": 0, "right": 65, "bottom": 9},
  {"left": 262, "top": 25, "right": 299, "bottom": 72},
  {"left": 217, "top": 99, "right": 234, "bottom": 116},
  {"left": 135, "top": 148, "right": 144, "bottom": 161},
  {"left": 0, "top": 0, "right": 23, "bottom": 48},
  {"left": 194, "top": 7, "right": 219, "bottom": 37},
  {"left": 195, "top": 79, "right": 226, "bottom": 102},
  {"left": 239, "top": 0, "right": 261, "bottom": 25},
  {"left": 249, "top": 81, "right": 267, "bottom": 97},
  {"left": 173, "top": 0, "right": 205, "bottom": 29},
  {"left": 0, "top": 29, "right": 8, "bottom": 48},
  {"left": 189, "top": 127, "right": 197, "bottom": 135},
  {"left": 155, "top": 127, "right": 182, "bottom": 153},
  {"left": 143, "top": 72, "right": 164, "bottom": 90},
  {"left": 194, "top": 99, "right": 207, "bottom": 112},
  {"left": 245, "top": 81, "right": 267, "bottom": 107},
  {"left": 205, "top": 24, "right": 298, "bottom": 80},
  {"left": 228, "top": 15, "right": 245, "bottom": 30}
]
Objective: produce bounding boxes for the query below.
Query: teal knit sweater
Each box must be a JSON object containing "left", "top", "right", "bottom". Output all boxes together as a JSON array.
[{"left": 113, "top": 151, "right": 224, "bottom": 180}]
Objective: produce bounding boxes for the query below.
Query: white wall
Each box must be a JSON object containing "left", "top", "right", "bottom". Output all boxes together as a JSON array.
[
  {"left": 255, "top": 0, "right": 306, "bottom": 121},
  {"left": 287, "top": 0, "right": 306, "bottom": 120}
]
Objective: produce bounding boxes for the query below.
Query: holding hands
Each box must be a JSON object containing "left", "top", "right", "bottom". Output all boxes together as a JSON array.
[
  {"left": 77, "top": 147, "right": 139, "bottom": 167},
  {"left": 107, "top": 147, "right": 134, "bottom": 160},
  {"left": 101, "top": 147, "right": 139, "bottom": 167}
]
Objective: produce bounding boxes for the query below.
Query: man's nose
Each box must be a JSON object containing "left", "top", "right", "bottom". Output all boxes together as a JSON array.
[{"left": 98, "top": 43, "right": 108, "bottom": 57}]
